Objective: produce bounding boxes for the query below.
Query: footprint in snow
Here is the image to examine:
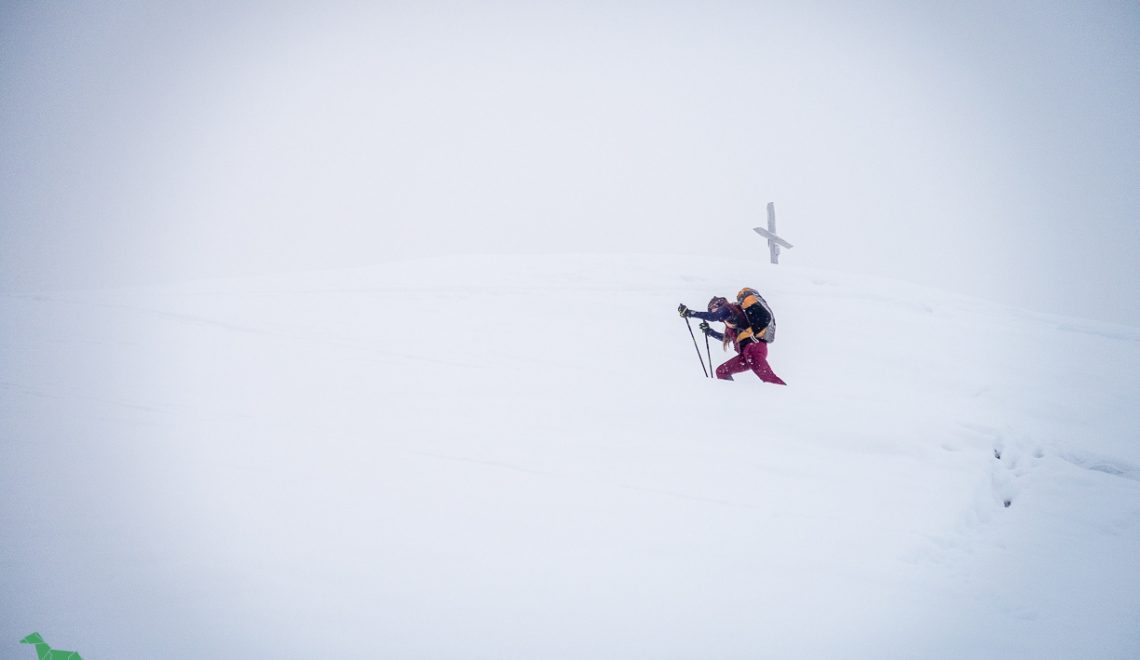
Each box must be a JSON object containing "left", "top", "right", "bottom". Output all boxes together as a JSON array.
[{"left": 990, "top": 430, "right": 1045, "bottom": 509}]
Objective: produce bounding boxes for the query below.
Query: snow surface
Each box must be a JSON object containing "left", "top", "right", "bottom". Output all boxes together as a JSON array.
[{"left": 2, "top": 254, "right": 1138, "bottom": 659}]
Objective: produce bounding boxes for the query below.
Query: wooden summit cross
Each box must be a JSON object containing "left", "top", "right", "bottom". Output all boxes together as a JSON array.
[{"left": 753, "top": 202, "right": 793, "bottom": 264}]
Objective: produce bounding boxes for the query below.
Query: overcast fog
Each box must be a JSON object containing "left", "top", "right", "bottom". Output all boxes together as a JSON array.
[{"left": 2, "top": 1, "right": 1138, "bottom": 325}]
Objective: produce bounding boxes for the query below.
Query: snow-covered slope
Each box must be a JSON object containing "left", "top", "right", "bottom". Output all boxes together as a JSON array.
[{"left": 2, "top": 254, "right": 1138, "bottom": 659}]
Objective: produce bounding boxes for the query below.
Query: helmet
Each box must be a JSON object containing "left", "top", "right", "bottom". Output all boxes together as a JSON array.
[{"left": 707, "top": 296, "right": 729, "bottom": 312}]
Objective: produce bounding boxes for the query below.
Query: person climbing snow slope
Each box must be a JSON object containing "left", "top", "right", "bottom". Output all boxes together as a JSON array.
[{"left": 679, "top": 289, "right": 786, "bottom": 385}]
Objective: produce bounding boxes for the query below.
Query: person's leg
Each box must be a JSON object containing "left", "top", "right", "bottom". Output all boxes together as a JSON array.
[
  {"left": 743, "top": 342, "right": 786, "bottom": 385},
  {"left": 715, "top": 353, "right": 751, "bottom": 380}
]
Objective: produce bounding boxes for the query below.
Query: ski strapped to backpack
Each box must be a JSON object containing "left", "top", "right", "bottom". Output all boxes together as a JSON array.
[{"left": 734, "top": 287, "right": 776, "bottom": 344}]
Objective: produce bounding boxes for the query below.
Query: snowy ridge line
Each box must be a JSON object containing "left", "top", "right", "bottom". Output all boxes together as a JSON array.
[
  {"left": 1053, "top": 322, "right": 1140, "bottom": 344},
  {"left": 1057, "top": 451, "right": 1140, "bottom": 483}
]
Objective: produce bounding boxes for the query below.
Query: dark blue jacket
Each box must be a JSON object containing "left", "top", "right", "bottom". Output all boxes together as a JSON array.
[{"left": 688, "top": 306, "right": 735, "bottom": 343}]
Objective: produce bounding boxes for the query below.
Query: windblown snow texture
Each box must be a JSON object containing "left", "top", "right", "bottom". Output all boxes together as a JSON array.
[{"left": 2, "top": 255, "right": 1138, "bottom": 659}]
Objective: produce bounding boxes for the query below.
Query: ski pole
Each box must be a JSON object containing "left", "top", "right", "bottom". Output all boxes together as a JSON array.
[
  {"left": 683, "top": 316, "right": 709, "bottom": 378},
  {"left": 705, "top": 329, "right": 713, "bottom": 378}
]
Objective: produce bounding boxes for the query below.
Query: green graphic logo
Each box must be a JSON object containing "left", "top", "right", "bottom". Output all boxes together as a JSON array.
[{"left": 19, "top": 633, "right": 83, "bottom": 660}]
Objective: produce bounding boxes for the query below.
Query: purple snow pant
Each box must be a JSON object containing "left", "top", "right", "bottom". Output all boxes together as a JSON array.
[{"left": 716, "top": 341, "right": 786, "bottom": 385}]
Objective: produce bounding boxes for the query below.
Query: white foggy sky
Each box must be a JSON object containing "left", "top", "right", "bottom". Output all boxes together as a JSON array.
[{"left": 2, "top": 1, "right": 1138, "bottom": 324}]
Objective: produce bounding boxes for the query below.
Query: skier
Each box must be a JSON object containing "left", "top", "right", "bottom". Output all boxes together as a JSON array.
[{"left": 678, "top": 290, "right": 786, "bottom": 385}]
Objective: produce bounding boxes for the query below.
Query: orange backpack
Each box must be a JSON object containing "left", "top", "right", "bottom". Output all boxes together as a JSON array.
[{"left": 735, "top": 287, "right": 776, "bottom": 343}]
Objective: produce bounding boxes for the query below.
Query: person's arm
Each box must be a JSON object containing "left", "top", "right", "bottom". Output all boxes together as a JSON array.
[
  {"left": 687, "top": 306, "right": 732, "bottom": 323},
  {"left": 699, "top": 321, "right": 724, "bottom": 341}
]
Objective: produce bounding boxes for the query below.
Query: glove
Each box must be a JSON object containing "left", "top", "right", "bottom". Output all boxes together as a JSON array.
[
  {"left": 677, "top": 303, "right": 690, "bottom": 317},
  {"left": 699, "top": 321, "right": 710, "bottom": 334}
]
